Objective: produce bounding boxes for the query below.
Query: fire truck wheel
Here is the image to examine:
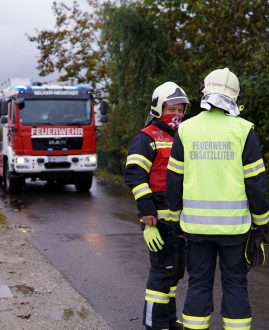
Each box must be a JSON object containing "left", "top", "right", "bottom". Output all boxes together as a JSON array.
[
  {"left": 4, "top": 162, "right": 24, "bottom": 194},
  {"left": 74, "top": 173, "right": 93, "bottom": 192}
]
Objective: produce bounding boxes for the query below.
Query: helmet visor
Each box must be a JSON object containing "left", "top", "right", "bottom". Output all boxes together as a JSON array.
[{"left": 165, "top": 96, "right": 189, "bottom": 105}]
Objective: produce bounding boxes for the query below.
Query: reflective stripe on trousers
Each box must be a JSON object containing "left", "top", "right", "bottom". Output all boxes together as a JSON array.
[
  {"left": 223, "top": 317, "right": 252, "bottom": 330},
  {"left": 182, "top": 313, "right": 210, "bottom": 329},
  {"left": 145, "top": 286, "right": 177, "bottom": 327}
]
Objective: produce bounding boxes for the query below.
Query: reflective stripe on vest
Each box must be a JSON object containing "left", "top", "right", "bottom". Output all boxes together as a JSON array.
[
  {"left": 181, "top": 199, "right": 251, "bottom": 234},
  {"left": 150, "top": 141, "right": 173, "bottom": 150},
  {"left": 183, "top": 199, "right": 248, "bottom": 209},
  {"left": 223, "top": 317, "right": 252, "bottom": 330},
  {"left": 181, "top": 213, "right": 251, "bottom": 225}
]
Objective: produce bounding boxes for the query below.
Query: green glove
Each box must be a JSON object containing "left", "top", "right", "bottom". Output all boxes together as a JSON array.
[{"left": 143, "top": 225, "right": 165, "bottom": 252}]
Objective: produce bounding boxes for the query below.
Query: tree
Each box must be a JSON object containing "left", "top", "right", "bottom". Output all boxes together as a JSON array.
[
  {"left": 30, "top": 0, "right": 269, "bottom": 177},
  {"left": 98, "top": 1, "right": 195, "bottom": 172},
  {"left": 178, "top": 0, "right": 269, "bottom": 152},
  {"left": 29, "top": 0, "right": 109, "bottom": 94}
]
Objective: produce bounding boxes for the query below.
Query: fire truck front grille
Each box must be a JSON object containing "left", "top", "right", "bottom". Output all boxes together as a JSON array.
[
  {"left": 44, "top": 162, "right": 71, "bottom": 169},
  {"left": 32, "top": 137, "right": 83, "bottom": 150}
]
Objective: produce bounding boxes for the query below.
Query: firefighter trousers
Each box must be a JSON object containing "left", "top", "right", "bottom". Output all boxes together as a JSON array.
[
  {"left": 183, "top": 235, "right": 251, "bottom": 330},
  {"left": 143, "top": 222, "right": 186, "bottom": 329}
]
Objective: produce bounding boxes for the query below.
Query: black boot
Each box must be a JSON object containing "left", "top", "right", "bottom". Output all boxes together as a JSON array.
[
  {"left": 145, "top": 327, "right": 170, "bottom": 330},
  {"left": 170, "top": 320, "right": 183, "bottom": 330},
  {"left": 145, "top": 321, "right": 183, "bottom": 330}
]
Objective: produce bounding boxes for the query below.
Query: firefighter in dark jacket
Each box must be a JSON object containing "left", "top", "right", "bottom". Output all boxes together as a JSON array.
[
  {"left": 166, "top": 68, "right": 269, "bottom": 330},
  {"left": 124, "top": 82, "right": 189, "bottom": 330}
]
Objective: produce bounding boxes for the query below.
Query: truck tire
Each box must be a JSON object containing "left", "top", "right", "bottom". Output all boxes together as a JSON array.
[
  {"left": 74, "top": 173, "right": 93, "bottom": 192},
  {"left": 4, "top": 162, "right": 24, "bottom": 194}
]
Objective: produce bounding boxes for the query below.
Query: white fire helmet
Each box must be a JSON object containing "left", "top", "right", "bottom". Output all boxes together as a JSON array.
[
  {"left": 202, "top": 68, "right": 240, "bottom": 102},
  {"left": 150, "top": 81, "right": 189, "bottom": 118}
]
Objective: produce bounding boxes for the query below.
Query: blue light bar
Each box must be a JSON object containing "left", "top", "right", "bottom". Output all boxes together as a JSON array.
[{"left": 15, "top": 85, "right": 32, "bottom": 92}]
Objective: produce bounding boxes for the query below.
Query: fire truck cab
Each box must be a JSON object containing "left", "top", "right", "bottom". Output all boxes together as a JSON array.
[{"left": 0, "top": 78, "right": 105, "bottom": 193}]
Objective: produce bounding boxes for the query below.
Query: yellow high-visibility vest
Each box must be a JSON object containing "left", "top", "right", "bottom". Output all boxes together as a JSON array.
[{"left": 179, "top": 109, "right": 254, "bottom": 235}]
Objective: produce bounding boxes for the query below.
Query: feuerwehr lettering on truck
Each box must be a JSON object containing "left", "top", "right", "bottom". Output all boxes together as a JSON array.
[{"left": 31, "top": 127, "right": 83, "bottom": 137}]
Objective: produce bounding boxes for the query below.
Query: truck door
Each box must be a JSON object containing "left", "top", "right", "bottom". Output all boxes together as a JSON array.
[
  {"left": 9, "top": 99, "right": 17, "bottom": 149},
  {"left": 2, "top": 98, "right": 11, "bottom": 156},
  {"left": 0, "top": 100, "right": 3, "bottom": 176}
]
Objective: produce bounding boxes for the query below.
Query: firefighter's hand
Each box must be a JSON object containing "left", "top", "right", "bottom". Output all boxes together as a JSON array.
[
  {"left": 258, "top": 224, "right": 269, "bottom": 244},
  {"left": 143, "top": 225, "right": 165, "bottom": 252},
  {"left": 139, "top": 215, "right": 157, "bottom": 226},
  {"left": 245, "top": 227, "right": 266, "bottom": 268},
  {"left": 254, "top": 223, "right": 269, "bottom": 244}
]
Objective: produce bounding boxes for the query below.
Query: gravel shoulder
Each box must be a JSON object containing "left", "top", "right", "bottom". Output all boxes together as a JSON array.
[{"left": 0, "top": 221, "right": 111, "bottom": 330}]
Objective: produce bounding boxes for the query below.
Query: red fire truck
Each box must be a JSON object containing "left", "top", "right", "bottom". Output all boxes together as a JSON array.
[{"left": 0, "top": 78, "right": 107, "bottom": 193}]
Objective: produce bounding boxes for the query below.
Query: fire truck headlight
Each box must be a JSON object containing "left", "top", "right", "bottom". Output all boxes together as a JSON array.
[
  {"left": 16, "top": 157, "right": 30, "bottom": 164},
  {"left": 16, "top": 157, "right": 26, "bottom": 164},
  {"left": 89, "top": 155, "right": 97, "bottom": 164}
]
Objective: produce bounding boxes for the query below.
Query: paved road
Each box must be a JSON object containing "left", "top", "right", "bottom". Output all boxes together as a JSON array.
[{"left": 0, "top": 177, "right": 268, "bottom": 329}]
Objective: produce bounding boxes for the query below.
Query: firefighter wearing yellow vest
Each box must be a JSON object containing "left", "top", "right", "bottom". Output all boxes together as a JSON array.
[
  {"left": 125, "top": 82, "right": 189, "bottom": 330},
  {"left": 166, "top": 68, "right": 269, "bottom": 330}
]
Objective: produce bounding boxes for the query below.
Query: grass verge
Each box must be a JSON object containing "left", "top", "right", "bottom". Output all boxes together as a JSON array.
[
  {"left": 0, "top": 212, "right": 8, "bottom": 226},
  {"left": 95, "top": 169, "right": 124, "bottom": 186}
]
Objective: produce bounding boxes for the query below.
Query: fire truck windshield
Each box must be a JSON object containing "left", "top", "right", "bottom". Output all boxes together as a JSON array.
[{"left": 19, "top": 99, "right": 92, "bottom": 126}]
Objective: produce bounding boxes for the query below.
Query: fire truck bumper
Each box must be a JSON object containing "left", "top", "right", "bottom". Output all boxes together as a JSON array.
[{"left": 12, "top": 154, "right": 97, "bottom": 173}]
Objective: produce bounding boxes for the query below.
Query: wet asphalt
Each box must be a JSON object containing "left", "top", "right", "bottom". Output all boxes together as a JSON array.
[{"left": 0, "top": 177, "right": 268, "bottom": 330}]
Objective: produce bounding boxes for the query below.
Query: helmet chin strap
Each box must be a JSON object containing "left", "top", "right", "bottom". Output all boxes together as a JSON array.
[{"left": 144, "top": 113, "right": 155, "bottom": 126}]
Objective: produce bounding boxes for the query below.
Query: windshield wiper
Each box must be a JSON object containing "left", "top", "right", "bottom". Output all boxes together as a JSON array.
[
  {"left": 23, "top": 122, "right": 54, "bottom": 126},
  {"left": 38, "top": 122, "right": 54, "bottom": 126},
  {"left": 65, "top": 121, "right": 86, "bottom": 126}
]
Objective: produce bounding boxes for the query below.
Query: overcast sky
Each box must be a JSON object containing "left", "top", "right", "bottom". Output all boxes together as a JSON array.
[{"left": 0, "top": 0, "right": 90, "bottom": 86}]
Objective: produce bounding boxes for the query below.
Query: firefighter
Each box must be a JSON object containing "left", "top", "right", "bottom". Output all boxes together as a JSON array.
[
  {"left": 166, "top": 68, "right": 269, "bottom": 330},
  {"left": 124, "top": 82, "right": 189, "bottom": 330}
]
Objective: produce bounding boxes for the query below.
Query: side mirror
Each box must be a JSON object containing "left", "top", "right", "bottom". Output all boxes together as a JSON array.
[
  {"left": 1, "top": 99, "right": 10, "bottom": 116},
  {"left": 100, "top": 100, "right": 108, "bottom": 116},
  {"left": 15, "top": 97, "right": 25, "bottom": 110},
  {"left": 1, "top": 117, "right": 7, "bottom": 124}
]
